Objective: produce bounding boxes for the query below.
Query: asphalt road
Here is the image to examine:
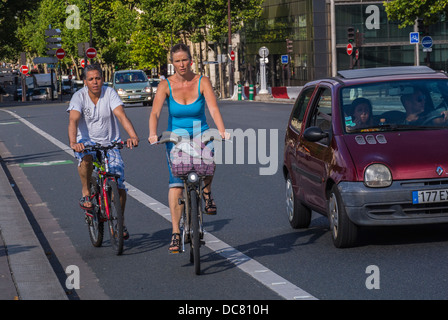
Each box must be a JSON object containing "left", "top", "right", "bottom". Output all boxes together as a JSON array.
[{"left": 1, "top": 99, "right": 448, "bottom": 301}]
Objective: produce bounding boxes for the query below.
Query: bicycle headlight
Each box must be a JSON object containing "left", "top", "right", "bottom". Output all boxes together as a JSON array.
[
  {"left": 187, "top": 172, "right": 199, "bottom": 184},
  {"left": 364, "top": 164, "right": 392, "bottom": 188}
]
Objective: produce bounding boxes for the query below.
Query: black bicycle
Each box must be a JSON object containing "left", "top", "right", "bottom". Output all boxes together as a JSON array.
[
  {"left": 82, "top": 141, "right": 125, "bottom": 256},
  {"left": 157, "top": 129, "right": 222, "bottom": 274}
]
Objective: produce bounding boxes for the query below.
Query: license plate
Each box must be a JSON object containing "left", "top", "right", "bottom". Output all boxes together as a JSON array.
[
  {"left": 128, "top": 95, "right": 141, "bottom": 99},
  {"left": 412, "top": 189, "right": 448, "bottom": 204}
]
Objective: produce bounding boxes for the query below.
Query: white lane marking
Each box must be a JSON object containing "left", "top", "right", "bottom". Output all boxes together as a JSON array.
[{"left": 1, "top": 109, "right": 318, "bottom": 300}]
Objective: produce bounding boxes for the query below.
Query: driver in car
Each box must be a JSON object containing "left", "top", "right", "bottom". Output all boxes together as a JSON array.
[{"left": 401, "top": 88, "right": 448, "bottom": 125}]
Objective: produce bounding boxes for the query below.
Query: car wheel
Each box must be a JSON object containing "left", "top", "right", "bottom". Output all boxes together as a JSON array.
[
  {"left": 286, "top": 174, "right": 311, "bottom": 228},
  {"left": 328, "top": 185, "right": 358, "bottom": 248}
]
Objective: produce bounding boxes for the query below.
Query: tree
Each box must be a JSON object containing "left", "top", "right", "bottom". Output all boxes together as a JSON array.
[
  {"left": 0, "top": 0, "right": 42, "bottom": 60},
  {"left": 384, "top": 0, "right": 448, "bottom": 28}
]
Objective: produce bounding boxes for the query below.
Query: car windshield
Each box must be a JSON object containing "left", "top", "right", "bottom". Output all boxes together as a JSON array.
[
  {"left": 341, "top": 79, "right": 448, "bottom": 133},
  {"left": 115, "top": 72, "right": 147, "bottom": 84}
]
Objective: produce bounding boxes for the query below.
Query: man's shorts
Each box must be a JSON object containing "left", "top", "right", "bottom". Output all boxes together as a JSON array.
[{"left": 74, "top": 140, "right": 126, "bottom": 190}]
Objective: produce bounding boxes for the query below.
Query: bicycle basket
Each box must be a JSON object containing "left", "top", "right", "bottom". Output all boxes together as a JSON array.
[{"left": 169, "top": 141, "right": 215, "bottom": 176}]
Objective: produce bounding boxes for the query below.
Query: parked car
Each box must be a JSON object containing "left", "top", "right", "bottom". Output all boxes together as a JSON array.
[
  {"left": 283, "top": 66, "right": 448, "bottom": 248},
  {"left": 14, "top": 88, "right": 33, "bottom": 101},
  {"left": 113, "top": 70, "right": 153, "bottom": 106},
  {"left": 31, "top": 88, "right": 48, "bottom": 100}
]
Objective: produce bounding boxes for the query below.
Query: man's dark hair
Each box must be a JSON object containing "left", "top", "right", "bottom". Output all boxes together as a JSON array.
[{"left": 83, "top": 63, "right": 103, "bottom": 79}]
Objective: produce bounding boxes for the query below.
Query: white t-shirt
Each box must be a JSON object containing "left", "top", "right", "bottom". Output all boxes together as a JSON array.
[{"left": 67, "top": 86, "right": 123, "bottom": 146}]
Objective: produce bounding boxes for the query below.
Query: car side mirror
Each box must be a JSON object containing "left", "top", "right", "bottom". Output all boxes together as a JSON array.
[{"left": 303, "top": 126, "right": 329, "bottom": 142}]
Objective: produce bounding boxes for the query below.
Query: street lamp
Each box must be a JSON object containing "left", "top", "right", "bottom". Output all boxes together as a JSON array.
[{"left": 228, "top": 0, "right": 233, "bottom": 98}]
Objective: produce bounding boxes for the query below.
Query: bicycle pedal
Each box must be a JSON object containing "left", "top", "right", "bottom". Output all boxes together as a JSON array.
[{"left": 200, "top": 240, "right": 205, "bottom": 245}]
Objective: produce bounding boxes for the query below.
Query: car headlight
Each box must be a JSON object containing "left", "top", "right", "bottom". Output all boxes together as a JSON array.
[
  {"left": 364, "top": 164, "right": 392, "bottom": 188},
  {"left": 144, "top": 86, "right": 152, "bottom": 93},
  {"left": 117, "top": 88, "right": 126, "bottom": 95}
]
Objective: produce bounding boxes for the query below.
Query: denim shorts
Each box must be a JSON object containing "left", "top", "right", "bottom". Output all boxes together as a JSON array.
[
  {"left": 165, "top": 137, "right": 214, "bottom": 189},
  {"left": 74, "top": 141, "right": 126, "bottom": 190}
]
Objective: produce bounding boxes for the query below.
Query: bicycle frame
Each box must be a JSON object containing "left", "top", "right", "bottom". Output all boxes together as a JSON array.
[
  {"left": 87, "top": 144, "right": 123, "bottom": 221},
  {"left": 180, "top": 176, "right": 204, "bottom": 253}
]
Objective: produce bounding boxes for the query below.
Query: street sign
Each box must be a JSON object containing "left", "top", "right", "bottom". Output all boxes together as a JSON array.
[
  {"left": 19, "top": 65, "right": 29, "bottom": 74},
  {"left": 281, "top": 55, "right": 289, "bottom": 64},
  {"left": 56, "top": 48, "right": 66, "bottom": 59},
  {"left": 46, "top": 43, "right": 62, "bottom": 49},
  {"left": 45, "top": 28, "right": 61, "bottom": 36},
  {"left": 86, "top": 47, "right": 97, "bottom": 59},
  {"left": 81, "top": 59, "right": 85, "bottom": 68},
  {"left": 258, "top": 46, "right": 269, "bottom": 58},
  {"left": 230, "top": 50, "right": 235, "bottom": 61},
  {"left": 33, "top": 57, "right": 58, "bottom": 64},
  {"left": 347, "top": 43, "right": 353, "bottom": 55},
  {"left": 410, "top": 32, "right": 419, "bottom": 44},
  {"left": 421, "top": 36, "right": 433, "bottom": 48},
  {"left": 203, "top": 61, "right": 219, "bottom": 65}
]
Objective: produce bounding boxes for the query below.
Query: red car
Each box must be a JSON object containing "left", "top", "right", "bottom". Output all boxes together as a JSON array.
[{"left": 283, "top": 66, "right": 448, "bottom": 248}]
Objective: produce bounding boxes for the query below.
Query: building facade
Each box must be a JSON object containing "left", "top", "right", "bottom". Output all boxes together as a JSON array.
[{"left": 241, "top": 0, "right": 448, "bottom": 87}]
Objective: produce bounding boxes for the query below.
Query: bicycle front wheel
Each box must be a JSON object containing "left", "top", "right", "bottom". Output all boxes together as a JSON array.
[
  {"left": 106, "top": 179, "right": 124, "bottom": 255},
  {"left": 189, "top": 189, "right": 201, "bottom": 275},
  {"left": 87, "top": 174, "right": 104, "bottom": 247}
]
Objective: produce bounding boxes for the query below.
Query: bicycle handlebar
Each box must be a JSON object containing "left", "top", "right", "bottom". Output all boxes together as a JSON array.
[
  {"left": 157, "top": 129, "right": 223, "bottom": 146},
  {"left": 82, "top": 141, "right": 125, "bottom": 152}
]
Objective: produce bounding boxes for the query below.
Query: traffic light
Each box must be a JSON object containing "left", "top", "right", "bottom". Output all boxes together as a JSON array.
[
  {"left": 347, "top": 27, "right": 355, "bottom": 43},
  {"left": 417, "top": 18, "right": 425, "bottom": 35},
  {"left": 45, "top": 28, "right": 62, "bottom": 57}
]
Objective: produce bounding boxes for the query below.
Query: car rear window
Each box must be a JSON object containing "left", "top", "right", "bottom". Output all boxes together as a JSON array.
[{"left": 341, "top": 79, "right": 448, "bottom": 133}]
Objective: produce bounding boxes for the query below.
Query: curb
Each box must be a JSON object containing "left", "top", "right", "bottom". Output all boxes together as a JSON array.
[{"left": 0, "top": 159, "right": 67, "bottom": 300}]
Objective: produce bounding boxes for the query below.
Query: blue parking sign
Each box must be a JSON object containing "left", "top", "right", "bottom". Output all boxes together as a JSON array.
[
  {"left": 410, "top": 32, "right": 419, "bottom": 44},
  {"left": 281, "top": 55, "right": 289, "bottom": 64}
]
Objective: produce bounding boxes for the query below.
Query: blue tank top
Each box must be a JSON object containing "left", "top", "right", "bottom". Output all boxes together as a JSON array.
[{"left": 166, "top": 76, "right": 209, "bottom": 137}]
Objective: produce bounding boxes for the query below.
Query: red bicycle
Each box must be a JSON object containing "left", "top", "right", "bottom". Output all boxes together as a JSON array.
[{"left": 82, "top": 141, "right": 125, "bottom": 255}]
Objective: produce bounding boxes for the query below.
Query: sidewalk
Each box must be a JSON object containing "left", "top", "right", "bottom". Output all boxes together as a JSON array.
[{"left": 0, "top": 160, "right": 67, "bottom": 300}]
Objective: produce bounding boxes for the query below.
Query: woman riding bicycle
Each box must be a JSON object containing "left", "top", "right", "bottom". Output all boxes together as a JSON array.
[{"left": 148, "top": 43, "right": 229, "bottom": 253}]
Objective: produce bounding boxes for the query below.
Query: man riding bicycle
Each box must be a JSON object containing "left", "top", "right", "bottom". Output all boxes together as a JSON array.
[{"left": 67, "top": 64, "right": 139, "bottom": 240}]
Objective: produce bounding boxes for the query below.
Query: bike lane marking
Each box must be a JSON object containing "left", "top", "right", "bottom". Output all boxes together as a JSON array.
[{"left": 2, "top": 109, "right": 317, "bottom": 300}]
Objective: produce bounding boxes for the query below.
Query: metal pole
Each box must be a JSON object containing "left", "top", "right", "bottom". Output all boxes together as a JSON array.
[
  {"left": 227, "top": 0, "right": 233, "bottom": 98},
  {"left": 330, "top": 0, "right": 337, "bottom": 76}
]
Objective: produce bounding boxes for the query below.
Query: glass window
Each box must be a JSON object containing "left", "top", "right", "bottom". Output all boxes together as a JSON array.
[
  {"left": 308, "top": 87, "right": 332, "bottom": 131},
  {"left": 341, "top": 79, "right": 448, "bottom": 133},
  {"left": 290, "top": 86, "right": 315, "bottom": 132}
]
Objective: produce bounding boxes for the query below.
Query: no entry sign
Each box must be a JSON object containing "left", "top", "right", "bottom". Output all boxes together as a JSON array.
[
  {"left": 56, "top": 48, "right": 66, "bottom": 60},
  {"left": 346, "top": 43, "right": 353, "bottom": 56},
  {"left": 230, "top": 50, "right": 235, "bottom": 61},
  {"left": 19, "top": 65, "right": 29, "bottom": 74},
  {"left": 86, "top": 47, "right": 97, "bottom": 59}
]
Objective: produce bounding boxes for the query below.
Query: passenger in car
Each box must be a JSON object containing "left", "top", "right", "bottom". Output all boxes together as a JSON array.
[{"left": 347, "top": 98, "right": 374, "bottom": 130}]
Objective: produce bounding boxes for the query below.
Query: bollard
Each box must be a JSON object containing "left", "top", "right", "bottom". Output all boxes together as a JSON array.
[
  {"left": 238, "top": 84, "right": 242, "bottom": 100},
  {"left": 249, "top": 84, "right": 254, "bottom": 101}
]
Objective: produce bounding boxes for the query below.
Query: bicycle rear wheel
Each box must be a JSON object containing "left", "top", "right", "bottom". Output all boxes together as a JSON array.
[
  {"left": 189, "top": 189, "right": 201, "bottom": 275},
  {"left": 106, "top": 179, "right": 124, "bottom": 255},
  {"left": 87, "top": 174, "right": 104, "bottom": 247}
]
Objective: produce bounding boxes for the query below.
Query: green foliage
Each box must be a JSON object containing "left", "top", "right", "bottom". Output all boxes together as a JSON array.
[
  {"left": 384, "top": 0, "right": 448, "bottom": 28},
  {"left": 2, "top": 0, "right": 263, "bottom": 71}
]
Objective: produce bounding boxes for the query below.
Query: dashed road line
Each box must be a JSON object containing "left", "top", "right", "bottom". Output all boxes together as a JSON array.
[{"left": 0, "top": 109, "right": 318, "bottom": 300}]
